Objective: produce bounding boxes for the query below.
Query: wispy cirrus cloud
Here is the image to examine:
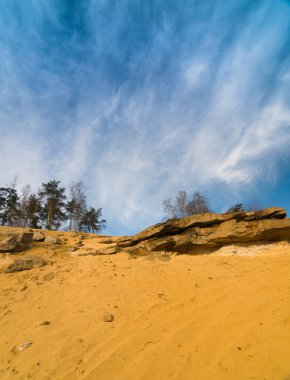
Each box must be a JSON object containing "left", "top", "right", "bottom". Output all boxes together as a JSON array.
[{"left": 0, "top": 0, "right": 290, "bottom": 234}]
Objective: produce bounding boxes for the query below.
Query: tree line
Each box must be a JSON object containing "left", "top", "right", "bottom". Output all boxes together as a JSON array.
[
  {"left": 163, "top": 190, "right": 260, "bottom": 219},
  {"left": 0, "top": 180, "right": 106, "bottom": 233}
]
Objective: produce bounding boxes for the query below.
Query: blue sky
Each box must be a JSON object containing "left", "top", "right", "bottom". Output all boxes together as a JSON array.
[{"left": 1, "top": 0, "right": 290, "bottom": 235}]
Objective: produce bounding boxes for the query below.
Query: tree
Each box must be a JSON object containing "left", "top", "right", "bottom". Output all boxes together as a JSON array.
[
  {"left": 26, "top": 194, "right": 42, "bottom": 228},
  {"left": 38, "top": 180, "right": 67, "bottom": 230},
  {"left": 18, "top": 184, "right": 32, "bottom": 227},
  {"left": 226, "top": 203, "right": 245, "bottom": 213},
  {"left": 226, "top": 200, "right": 261, "bottom": 213},
  {"left": 187, "top": 192, "right": 210, "bottom": 215},
  {"left": 66, "top": 181, "right": 87, "bottom": 231},
  {"left": 245, "top": 200, "right": 262, "bottom": 212},
  {"left": 0, "top": 187, "right": 20, "bottom": 226},
  {"left": 80, "top": 207, "right": 106, "bottom": 233},
  {"left": 163, "top": 190, "right": 210, "bottom": 219}
]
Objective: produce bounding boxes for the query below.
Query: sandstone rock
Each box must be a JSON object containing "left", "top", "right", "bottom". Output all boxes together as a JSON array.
[
  {"left": 3, "top": 256, "right": 47, "bottom": 273},
  {"left": 95, "top": 244, "right": 120, "bottom": 255},
  {"left": 127, "top": 245, "right": 151, "bottom": 256},
  {"left": 0, "top": 235, "right": 18, "bottom": 252},
  {"left": 119, "top": 207, "right": 287, "bottom": 248},
  {"left": 120, "top": 208, "right": 290, "bottom": 255},
  {"left": 44, "top": 235, "right": 62, "bottom": 244},
  {"left": 0, "top": 234, "right": 31, "bottom": 253},
  {"left": 16, "top": 232, "right": 33, "bottom": 244},
  {"left": 97, "top": 238, "right": 114, "bottom": 244},
  {"left": 32, "top": 231, "right": 45, "bottom": 242}
]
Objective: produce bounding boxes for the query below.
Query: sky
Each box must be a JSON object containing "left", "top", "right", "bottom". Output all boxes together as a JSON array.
[{"left": 0, "top": 0, "right": 290, "bottom": 235}]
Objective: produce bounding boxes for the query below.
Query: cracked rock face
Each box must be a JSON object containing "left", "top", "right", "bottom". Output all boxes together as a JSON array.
[{"left": 118, "top": 207, "right": 290, "bottom": 255}]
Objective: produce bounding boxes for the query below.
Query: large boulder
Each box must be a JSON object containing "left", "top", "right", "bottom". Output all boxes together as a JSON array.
[
  {"left": 120, "top": 207, "right": 290, "bottom": 255},
  {"left": 0, "top": 232, "right": 33, "bottom": 253}
]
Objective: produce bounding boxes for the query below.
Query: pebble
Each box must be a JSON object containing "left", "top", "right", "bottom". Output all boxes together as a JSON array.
[
  {"left": 17, "top": 342, "right": 32, "bottom": 351},
  {"left": 103, "top": 313, "right": 114, "bottom": 322},
  {"left": 40, "top": 321, "right": 50, "bottom": 326}
]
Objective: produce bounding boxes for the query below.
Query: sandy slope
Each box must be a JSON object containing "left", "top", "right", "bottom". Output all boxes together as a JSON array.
[{"left": 1, "top": 231, "right": 290, "bottom": 380}]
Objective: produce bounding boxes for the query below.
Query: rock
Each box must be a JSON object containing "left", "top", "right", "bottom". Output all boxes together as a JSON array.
[
  {"left": 119, "top": 208, "right": 290, "bottom": 255},
  {"left": 97, "top": 238, "right": 114, "bottom": 244},
  {"left": 17, "top": 341, "right": 32, "bottom": 351},
  {"left": 3, "top": 256, "right": 47, "bottom": 273},
  {"left": 44, "top": 236, "right": 62, "bottom": 244},
  {"left": 95, "top": 244, "right": 121, "bottom": 255},
  {"left": 127, "top": 245, "right": 151, "bottom": 256},
  {"left": 43, "top": 272, "right": 55, "bottom": 281},
  {"left": 67, "top": 247, "right": 78, "bottom": 252},
  {"left": 16, "top": 233, "right": 33, "bottom": 244},
  {"left": 40, "top": 321, "right": 50, "bottom": 326},
  {"left": 32, "top": 231, "right": 45, "bottom": 242},
  {"left": 0, "top": 235, "right": 18, "bottom": 252},
  {"left": 103, "top": 312, "right": 114, "bottom": 322},
  {"left": 0, "top": 234, "right": 31, "bottom": 253}
]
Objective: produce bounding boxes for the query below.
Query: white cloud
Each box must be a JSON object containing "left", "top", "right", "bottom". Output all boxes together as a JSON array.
[{"left": 0, "top": 0, "right": 290, "bottom": 234}]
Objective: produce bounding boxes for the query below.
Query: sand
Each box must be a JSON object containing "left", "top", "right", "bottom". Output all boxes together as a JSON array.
[{"left": 1, "top": 230, "right": 290, "bottom": 380}]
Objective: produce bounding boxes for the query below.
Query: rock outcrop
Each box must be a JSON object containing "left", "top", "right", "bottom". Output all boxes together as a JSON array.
[
  {"left": 118, "top": 207, "right": 290, "bottom": 255},
  {"left": 0, "top": 232, "right": 33, "bottom": 253}
]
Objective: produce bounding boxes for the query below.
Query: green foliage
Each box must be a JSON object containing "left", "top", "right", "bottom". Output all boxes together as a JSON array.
[
  {"left": 80, "top": 207, "right": 106, "bottom": 233},
  {"left": 0, "top": 187, "right": 19, "bottom": 226},
  {"left": 226, "top": 203, "right": 245, "bottom": 212},
  {"left": 38, "top": 180, "right": 67, "bottom": 230},
  {"left": 0, "top": 179, "right": 106, "bottom": 233}
]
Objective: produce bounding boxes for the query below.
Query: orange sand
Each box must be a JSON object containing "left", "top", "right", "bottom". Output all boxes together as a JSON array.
[{"left": 1, "top": 230, "right": 290, "bottom": 380}]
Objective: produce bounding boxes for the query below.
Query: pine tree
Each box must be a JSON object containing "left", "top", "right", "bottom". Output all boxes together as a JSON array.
[
  {"left": 38, "top": 180, "right": 67, "bottom": 230},
  {"left": 0, "top": 187, "right": 20, "bottom": 226},
  {"left": 80, "top": 207, "right": 106, "bottom": 233}
]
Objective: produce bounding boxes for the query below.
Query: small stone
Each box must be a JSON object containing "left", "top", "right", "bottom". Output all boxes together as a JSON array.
[
  {"left": 103, "top": 312, "right": 114, "bottom": 322},
  {"left": 20, "top": 285, "right": 27, "bottom": 291},
  {"left": 17, "top": 341, "right": 32, "bottom": 351},
  {"left": 43, "top": 272, "right": 55, "bottom": 281},
  {"left": 67, "top": 247, "right": 77, "bottom": 252},
  {"left": 40, "top": 321, "right": 50, "bottom": 326}
]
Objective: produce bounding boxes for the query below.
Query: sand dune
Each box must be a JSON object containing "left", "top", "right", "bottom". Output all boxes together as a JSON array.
[{"left": 1, "top": 230, "right": 290, "bottom": 379}]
